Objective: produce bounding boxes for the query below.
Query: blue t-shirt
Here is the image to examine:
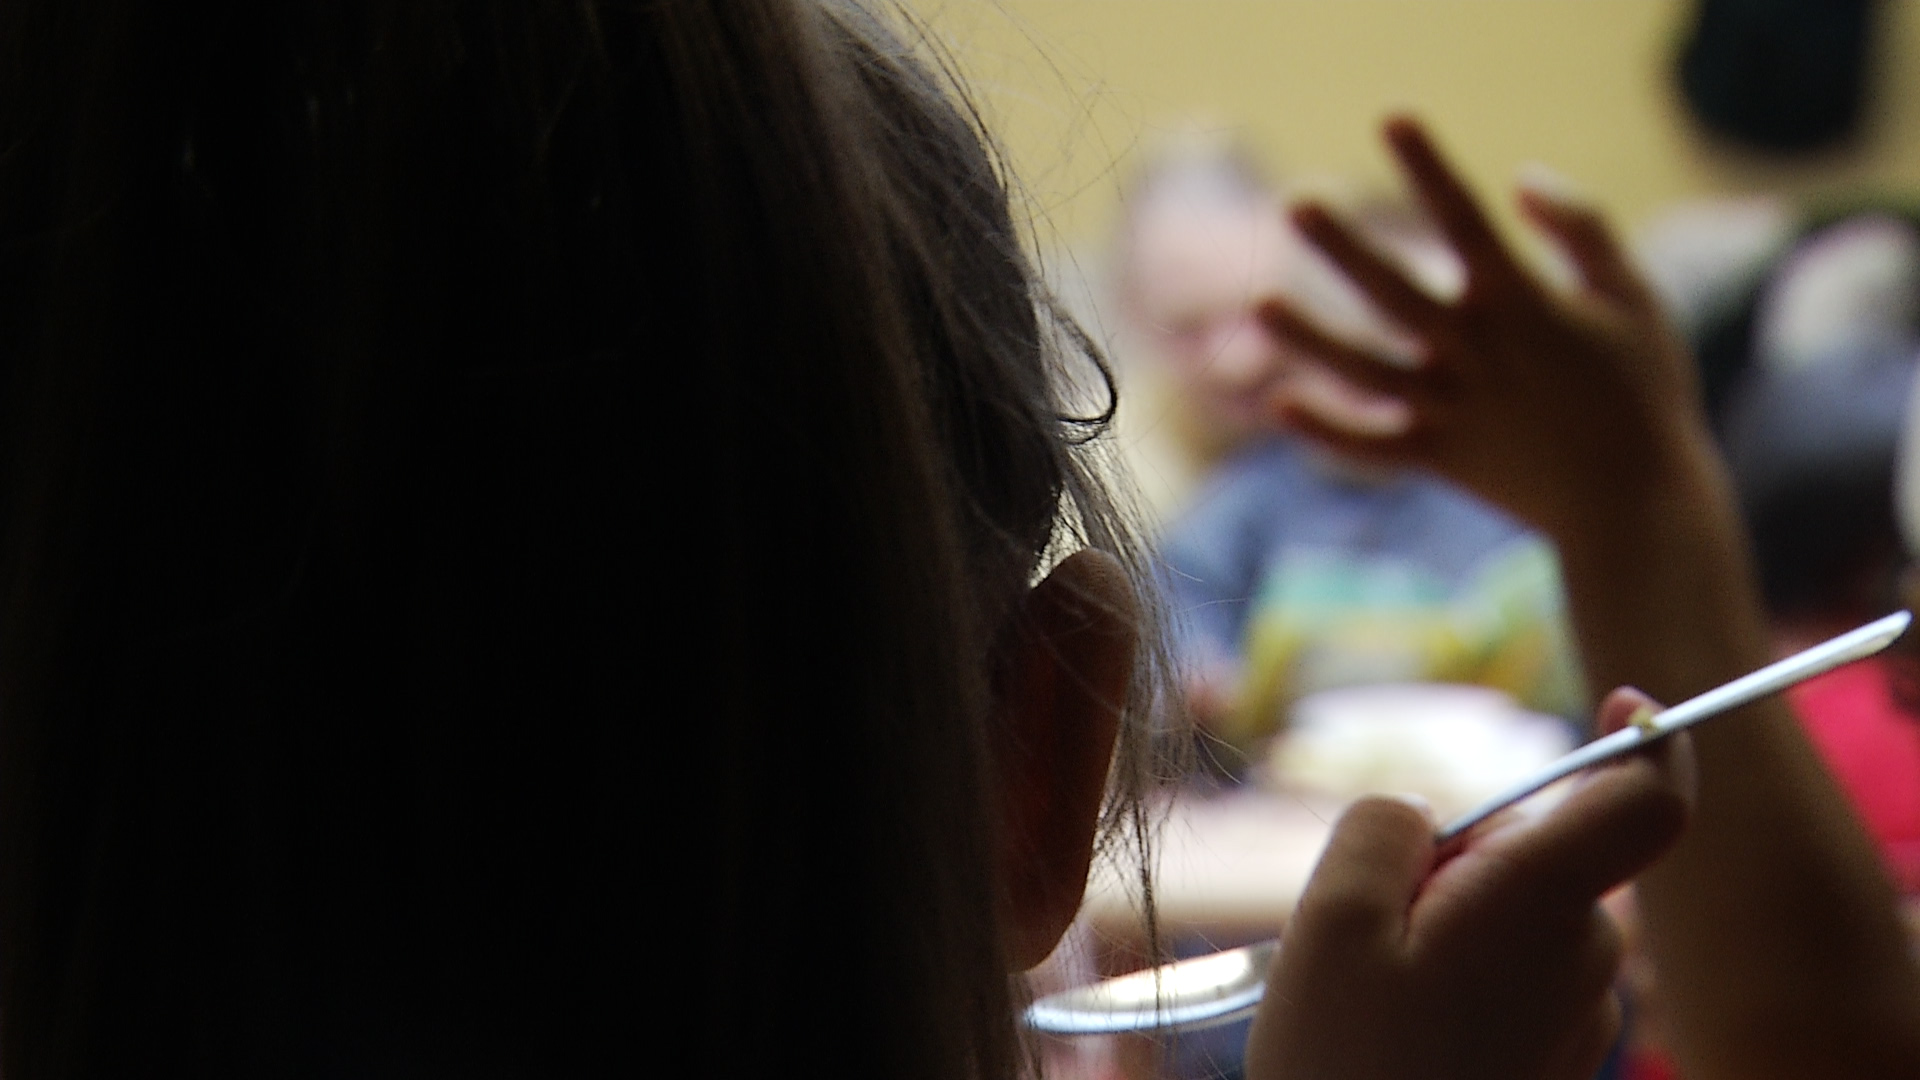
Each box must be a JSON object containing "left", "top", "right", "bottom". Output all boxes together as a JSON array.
[{"left": 1161, "top": 439, "right": 1583, "bottom": 749}]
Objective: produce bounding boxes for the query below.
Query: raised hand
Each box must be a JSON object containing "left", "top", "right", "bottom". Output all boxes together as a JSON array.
[
  {"left": 1257, "top": 115, "right": 1920, "bottom": 1080},
  {"left": 1244, "top": 730, "right": 1692, "bottom": 1080},
  {"left": 1261, "top": 116, "right": 1717, "bottom": 543}
]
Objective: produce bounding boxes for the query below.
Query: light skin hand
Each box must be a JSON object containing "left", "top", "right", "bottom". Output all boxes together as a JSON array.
[
  {"left": 1245, "top": 714, "right": 1692, "bottom": 1080},
  {"left": 1259, "top": 116, "right": 1719, "bottom": 544}
]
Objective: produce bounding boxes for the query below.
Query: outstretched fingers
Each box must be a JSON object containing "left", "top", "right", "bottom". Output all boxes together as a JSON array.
[
  {"left": 1516, "top": 184, "right": 1654, "bottom": 315},
  {"left": 1290, "top": 202, "right": 1449, "bottom": 333},
  {"left": 1382, "top": 116, "right": 1525, "bottom": 290},
  {"left": 1259, "top": 299, "right": 1428, "bottom": 401},
  {"left": 1271, "top": 393, "right": 1426, "bottom": 470}
]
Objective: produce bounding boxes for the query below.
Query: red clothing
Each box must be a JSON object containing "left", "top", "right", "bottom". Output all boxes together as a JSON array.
[
  {"left": 1786, "top": 656, "right": 1920, "bottom": 893},
  {"left": 1624, "top": 656, "right": 1920, "bottom": 1080},
  {"left": 1624, "top": 1052, "right": 1678, "bottom": 1080}
]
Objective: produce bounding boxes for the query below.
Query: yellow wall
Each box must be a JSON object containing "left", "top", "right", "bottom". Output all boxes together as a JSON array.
[{"left": 905, "top": 1, "right": 1920, "bottom": 246}]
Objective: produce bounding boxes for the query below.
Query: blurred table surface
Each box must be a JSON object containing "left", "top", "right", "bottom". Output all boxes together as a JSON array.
[{"left": 1079, "top": 786, "right": 1341, "bottom": 936}]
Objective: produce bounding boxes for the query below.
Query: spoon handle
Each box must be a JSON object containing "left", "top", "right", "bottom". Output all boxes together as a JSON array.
[
  {"left": 1434, "top": 610, "right": 1912, "bottom": 842},
  {"left": 1026, "top": 611, "right": 1912, "bottom": 1037}
]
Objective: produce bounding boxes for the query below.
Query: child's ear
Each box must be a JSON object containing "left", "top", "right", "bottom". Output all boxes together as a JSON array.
[{"left": 994, "top": 549, "right": 1139, "bottom": 971}]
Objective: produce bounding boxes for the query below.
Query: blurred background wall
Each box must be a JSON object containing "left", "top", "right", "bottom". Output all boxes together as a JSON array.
[{"left": 902, "top": 0, "right": 1920, "bottom": 248}]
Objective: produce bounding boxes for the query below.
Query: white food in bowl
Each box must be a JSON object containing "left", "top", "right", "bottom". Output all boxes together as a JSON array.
[{"left": 1268, "top": 683, "right": 1575, "bottom": 820}]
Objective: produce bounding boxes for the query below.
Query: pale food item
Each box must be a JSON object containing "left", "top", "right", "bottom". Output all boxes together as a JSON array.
[{"left": 1267, "top": 683, "right": 1573, "bottom": 821}]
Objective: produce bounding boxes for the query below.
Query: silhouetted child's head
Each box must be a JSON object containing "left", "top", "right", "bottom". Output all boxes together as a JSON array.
[{"left": 0, "top": 3, "right": 1163, "bottom": 1076}]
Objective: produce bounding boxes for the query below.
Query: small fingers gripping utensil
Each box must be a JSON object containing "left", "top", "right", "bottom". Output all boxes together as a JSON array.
[{"left": 1025, "top": 611, "right": 1912, "bottom": 1036}]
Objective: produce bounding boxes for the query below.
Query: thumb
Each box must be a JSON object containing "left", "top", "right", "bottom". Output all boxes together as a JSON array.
[
  {"left": 1291, "top": 796, "right": 1437, "bottom": 943},
  {"left": 1515, "top": 168, "right": 1653, "bottom": 315}
]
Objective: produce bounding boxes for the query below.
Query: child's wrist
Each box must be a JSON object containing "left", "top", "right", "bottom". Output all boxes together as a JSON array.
[
  {"left": 1546, "top": 424, "right": 1734, "bottom": 558},
  {"left": 1548, "top": 437, "right": 1776, "bottom": 704}
]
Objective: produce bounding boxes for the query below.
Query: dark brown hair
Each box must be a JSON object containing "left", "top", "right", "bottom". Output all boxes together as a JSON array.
[{"left": 0, "top": 2, "right": 1168, "bottom": 1076}]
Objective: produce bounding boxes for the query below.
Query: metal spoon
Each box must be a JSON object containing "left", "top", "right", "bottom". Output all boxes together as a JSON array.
[{"left": 1025, "top": 611, "right": 1912, "bottom": 1036}]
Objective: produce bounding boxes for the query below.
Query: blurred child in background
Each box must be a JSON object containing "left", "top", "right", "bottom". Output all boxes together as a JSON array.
[{"left": 1115, "top": 146, "right": 1580, "bottom": 771}]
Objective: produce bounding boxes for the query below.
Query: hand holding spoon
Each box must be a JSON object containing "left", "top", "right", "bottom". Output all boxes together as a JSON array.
[{"left": 1025, "top": 611, "right": 1912, "bottom": 1036}]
